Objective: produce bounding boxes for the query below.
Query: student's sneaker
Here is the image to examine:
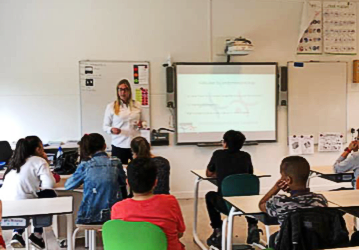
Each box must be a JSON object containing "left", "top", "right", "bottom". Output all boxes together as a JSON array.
[
  {"left": 10, "top": 233, "right": 26, "bottom": 248},
  {"left": 207, "top": 228, "right": 222, "bottom": 249},
  {"left": 246, "top": 225, "right": 263, "bottom": 244},
  {"left": 29, "top": 233, "right": 45, "bottom": 249}
]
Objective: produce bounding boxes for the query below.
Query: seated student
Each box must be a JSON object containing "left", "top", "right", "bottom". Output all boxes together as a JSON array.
[
  {"left": 111, "top": 158, "right": 186, "bottom": 250},
  {"left": 205, "top": 130, "right": 260, "bottom": 247},
  {"left": 259, "top": 156, "right": 328, "bottom": 248},
  {"left": 333, "top": 140, "right": 359, "bottom": 188},
  {"left": 65, "top": 133, "right": 126, "bottom": 224},
  {"left": 0, "top": 201, "right": 6, "bottom": 250},
  {"left": 0, "top": 136, "right": 56, "bottom": 249},
  {"left": 130, "top": 136, "right": 170, "bottom": 194}
]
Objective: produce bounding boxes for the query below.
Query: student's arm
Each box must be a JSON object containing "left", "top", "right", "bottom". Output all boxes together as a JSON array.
[
  {"left": 64, "top": 163, "right": 86, "bottom": 190},
  {"left": 259, "top": 179, "right": 288, "bottom": 213},
  {"left": 206, "top": 152, "right": 217, "bottom": 177},
  {"left": 248, "top": 154, "right": 254, "bottom": 175},
  {"left": 103, "top": 104, "right": 115, "bottom": 134},
  {"left": 37, "top": 161, "right": 56, "bottom": 189},
  {"left": 172, "top": 197, "right": 186, "bottom": 238},
  {"left": 334, "top": 141, "right": 359, "bottom": 173},
  {"left": 116, "top": 161, "right": 127, "bottom": 187}
]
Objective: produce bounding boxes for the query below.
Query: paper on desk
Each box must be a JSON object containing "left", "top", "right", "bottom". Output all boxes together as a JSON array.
[{"left": 318, "top": 133, "right": 343, "bottom": 152}]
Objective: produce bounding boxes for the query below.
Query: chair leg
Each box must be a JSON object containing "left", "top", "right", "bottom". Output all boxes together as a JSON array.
[
  {"left": 265, "top": 225, "right": 271, "bottom": 246},
  {"left": 91, "top": 230, "right": 96, "bottom": 250},
  {"left": 25, "top": 225, "right": 30, "bottom": 250},
  {"left": 85, "top": 229, "right": 89, "bottom": 248},
  {"left": 72, "top": 228, "right": 80, "bottom": 250},
  {"left": 226, "top": 207, "right": 236, "bottom": 250},
  {"left": 222, "top": 218, "right": 227, "bottom": 250},
  {"left": 43, "top": 228, "right": 48, "bottom": 250}
]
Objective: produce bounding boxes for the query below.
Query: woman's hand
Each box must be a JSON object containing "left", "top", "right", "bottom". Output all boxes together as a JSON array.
[{"left": 111, "top": 128, "right": 121, "bottom": 135}]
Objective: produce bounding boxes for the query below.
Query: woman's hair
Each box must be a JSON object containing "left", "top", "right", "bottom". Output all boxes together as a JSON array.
[
  {"left": 223, "top": 130, "right": 246, "bottom": 152},
  {"left": 131, "top": 136, "right": 151, "bottom": 158},
  {"left": 79, "top": 133, "right": 106, "bottom": 161},
  {"left": 5, "top": 136, "right": 42, "bottom": 177},
  {"left": 114, "top": 79, "right": 133, "bottom": 115}
]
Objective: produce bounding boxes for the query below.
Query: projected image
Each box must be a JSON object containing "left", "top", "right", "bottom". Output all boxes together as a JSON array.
[{"left": 176, "top": 64, "right": 277, "bottom": 143}]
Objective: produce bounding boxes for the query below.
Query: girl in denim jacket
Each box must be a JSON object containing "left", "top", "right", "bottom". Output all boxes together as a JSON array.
[{"left": 65, "top": 133, "right": 126, "bottom": 224}]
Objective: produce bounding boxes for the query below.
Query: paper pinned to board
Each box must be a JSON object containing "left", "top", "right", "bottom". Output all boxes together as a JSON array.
[
  {"left": 318, "top": 133, "right": 343, "bottom": 152},
  {"left": 133, "top": 64, "right": 149, "bottom": 85},
  {"left": 289, "top": 135, "right": 315, "bottom": 155}
]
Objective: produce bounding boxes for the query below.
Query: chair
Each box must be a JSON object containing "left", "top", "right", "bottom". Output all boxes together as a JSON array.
[
  {"left": 275, "top": 207, "right": 350, "bottom": 250},
  {"left": 0, "top": 141, "right": 12, "bottom": 165},
  {"left": 102, "top": 220, "right": 167, "bottom": 250},
  {"left": 72, "top": 224, "right": 103, "bottom": 250},
  {"left": 220, "top": 174, "right": 261, "bottom": 250}
]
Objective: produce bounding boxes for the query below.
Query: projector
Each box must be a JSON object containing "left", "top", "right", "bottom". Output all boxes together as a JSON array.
[{"left": 225, "top": 37, "right": 254, "bottom": 55}]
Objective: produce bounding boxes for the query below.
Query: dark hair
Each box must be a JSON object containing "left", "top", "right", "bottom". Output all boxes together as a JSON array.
[
  {"left": 280, "top": 156, "right": 310, "bottom": 185},
  {"left": 5, "top": 136, "right": 42, "bottom": 177},
  {"left": 127, "top": 158, "right": 157, "bottom": 193},
  {"left": 131, "top": 137, "right": 151, "bottom": 158},
  {"left": 79, "top": 133, "right": 105, "bottom": 161},
  {"left": 223, "top": 130, "right": 246, "bottom": 152}
]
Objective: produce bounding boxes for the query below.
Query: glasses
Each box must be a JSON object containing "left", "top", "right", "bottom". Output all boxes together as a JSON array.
[{"left": 118, "top": 88, "right": 129, "bottom": 92}]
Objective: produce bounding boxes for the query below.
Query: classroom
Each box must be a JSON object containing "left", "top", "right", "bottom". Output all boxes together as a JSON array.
[{"left": 1, "top": 0, "right": 359, "bottom": 249}]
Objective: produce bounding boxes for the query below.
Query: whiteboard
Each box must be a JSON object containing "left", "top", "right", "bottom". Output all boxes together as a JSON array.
[
  {"left": 287, "top": 61, "right": 347, "bottom": 143},
  {"left": 79, "top": 60, "right": 151, "bottom": 146}
]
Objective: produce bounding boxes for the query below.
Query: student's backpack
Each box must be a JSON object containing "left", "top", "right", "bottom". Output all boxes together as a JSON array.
[{"left": 54, "top": 150, "right": 78, "bottom": 175}]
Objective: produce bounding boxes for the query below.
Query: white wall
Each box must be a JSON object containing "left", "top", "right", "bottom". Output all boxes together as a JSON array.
[{"left": 1, "top": 0, "right": 359, "bottom": 198}]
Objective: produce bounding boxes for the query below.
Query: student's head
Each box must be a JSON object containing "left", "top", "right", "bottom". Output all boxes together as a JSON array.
[
  {"left": 116, "top": 79, "right": 132, "bottom": 104},
  {"left": 79, "top": 133, "right": 106, "bottom": 161},
  {"left": 131, "top": 137, "right": 151, "bottom": 158},
  {"left": 7, "top": 136, "right": 43, "bottom": 174},
  {"left": 280, "top": 156, "right": 310, "bottom": 188},
  {"left": 127, "top": 158, "right": 157, "bottom": 194},
  {"left": 222, "top": 130, "right": 246, "bottom": 152}
]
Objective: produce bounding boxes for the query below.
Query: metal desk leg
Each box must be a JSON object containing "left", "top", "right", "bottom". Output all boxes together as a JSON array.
[
  {"left": 66, "top": 214, "right": 73, "bottom": 250},
  {"left": 193, "top": 177, "right": 207, "bottom": 250},
  {"left": 25, "top": 226, "right": 30, "bottom": 250}
]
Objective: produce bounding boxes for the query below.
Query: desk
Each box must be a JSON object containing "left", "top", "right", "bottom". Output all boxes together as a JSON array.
[
  {"left": 310, "top": 166, "right": 354, "bottom": 183},
  {"left": 191, "top": 169, "right": 271, "bottom": 250},
  {"left": 2, "top": 197, "right": 73, "bottom": 250}
]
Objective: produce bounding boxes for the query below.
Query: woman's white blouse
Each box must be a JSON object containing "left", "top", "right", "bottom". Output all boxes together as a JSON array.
[{"left": 103, "top": 100, "right": 142, "bottom": 148}]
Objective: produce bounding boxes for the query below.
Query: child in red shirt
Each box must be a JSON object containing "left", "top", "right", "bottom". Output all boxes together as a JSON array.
[{"left": 111, "top": 158, "right": 186, "bottom": 250}]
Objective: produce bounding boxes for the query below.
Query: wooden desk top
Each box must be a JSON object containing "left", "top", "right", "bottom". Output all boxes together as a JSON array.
[
  {"left": 2, "top": 196, "right": 73, "bottom": 217},
  {"left": 311, "top": 166, "right": 354, "bottom": 175},
  {"left": 318, "top": 190, "right": 359, "bottom": 207},
  {"left": 224, "top": 194, "right": 339, "bottom": 215},
  {"left": 191, "top": 169, "right": 271, "bottom": 180}
]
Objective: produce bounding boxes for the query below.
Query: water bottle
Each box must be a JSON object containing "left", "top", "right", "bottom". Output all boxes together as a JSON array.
[{"left": 56, "top": 146, "right": 63, "bottom": 160}]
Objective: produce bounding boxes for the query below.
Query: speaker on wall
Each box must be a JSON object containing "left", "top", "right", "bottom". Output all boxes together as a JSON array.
[
  {"left": 280, "top": 66, "right": 288, "bottom": 106},
  {"left": 166, "top": 66, "right": 175, "bottom": 108}
]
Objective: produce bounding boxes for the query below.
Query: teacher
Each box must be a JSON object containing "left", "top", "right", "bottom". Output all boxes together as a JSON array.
[{"left": 103, "top": 79, "right": 142, "bottom": 165}]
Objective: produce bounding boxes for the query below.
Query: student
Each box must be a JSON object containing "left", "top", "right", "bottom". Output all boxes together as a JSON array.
[
  {"left": 259, "top": 156, "right": 328, "bottom": 248},
  {"left": 111, "top": 158, "right": 186, "bottom": 250},
  {"left": 65, "top": 133, "right": 126, "bottom": 224},
  {"left": 0, "top": 201, "right": 6, "bottom": 249},
  {"left": 130, "top": 136, "right": 170, "bottom": 194},
  {"left": 333, "top": 140, "right": 359, "bottom": 188},
  {"left": 0, "top": 136, "right": 56, "bottom": 249},
  {"left": 205, "top": 130, "right": 260, "bottom": 247}
]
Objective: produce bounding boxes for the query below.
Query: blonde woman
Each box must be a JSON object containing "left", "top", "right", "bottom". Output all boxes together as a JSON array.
[{"left": 103, "top": 79, "right": 142, "bottom": 164}]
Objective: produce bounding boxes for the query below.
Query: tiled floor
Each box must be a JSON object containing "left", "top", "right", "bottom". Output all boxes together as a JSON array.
[{"left": 2, "top": 198, "right": 356, "bottom": 249}]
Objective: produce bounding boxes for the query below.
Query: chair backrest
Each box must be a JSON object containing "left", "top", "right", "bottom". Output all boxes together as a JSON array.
[
  {"left": 0, "top": 141, "right": 12, "bottom": 163},
  {"left": 276, "top": 207, "right": 349, "bottom": 250},
  {"left": 102, "top": 220, "right": 167, "bottom": 250},
  {"left": 221, "top": 174, "right": 260, "bottom": 197}
]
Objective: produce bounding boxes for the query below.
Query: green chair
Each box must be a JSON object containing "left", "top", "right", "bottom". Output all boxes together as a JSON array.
[
  {"left": 102, "top": 219, "right": 167, "bottom": 250},
  {"left": 221, "top": 174, "right": 260, "bottom": 250}
]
